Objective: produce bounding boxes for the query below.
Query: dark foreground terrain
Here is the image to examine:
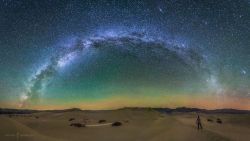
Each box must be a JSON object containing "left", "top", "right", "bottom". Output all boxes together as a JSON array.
[{"left": 0, "top": 108, "right": 250, "bottom": 141}]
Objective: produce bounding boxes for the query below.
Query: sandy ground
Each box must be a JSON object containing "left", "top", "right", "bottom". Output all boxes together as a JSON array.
[{"left": 0, "top": 109, "right": 250, "bottom": 141}]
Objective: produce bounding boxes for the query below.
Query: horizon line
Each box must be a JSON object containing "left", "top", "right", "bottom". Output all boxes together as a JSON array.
[{"left": 1, "top": 106, "right": 250, "bottom": 111}]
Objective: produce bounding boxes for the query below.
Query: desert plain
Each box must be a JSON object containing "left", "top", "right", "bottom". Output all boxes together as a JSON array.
[{"left": 0, "top": 108, "right": 250, "bottom": 141}]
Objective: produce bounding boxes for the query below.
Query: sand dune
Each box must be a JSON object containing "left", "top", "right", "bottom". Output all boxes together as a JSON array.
[{"left": 0, "top": 109, "right": 250, "bottom": 141}]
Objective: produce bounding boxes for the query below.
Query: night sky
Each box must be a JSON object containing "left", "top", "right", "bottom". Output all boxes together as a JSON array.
[{"left": 1, "top": 0, "right": 250, "bottom": 110}]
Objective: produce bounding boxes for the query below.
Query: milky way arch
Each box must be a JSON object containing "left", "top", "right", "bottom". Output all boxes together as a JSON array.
[{"left": 20, "top": 32, "right": 209, "bottom": 107}]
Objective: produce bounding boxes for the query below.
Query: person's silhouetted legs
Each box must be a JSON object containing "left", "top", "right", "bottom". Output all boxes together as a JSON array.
[{"left": 196, "top": 115, "right": 203, "bottom": 130}]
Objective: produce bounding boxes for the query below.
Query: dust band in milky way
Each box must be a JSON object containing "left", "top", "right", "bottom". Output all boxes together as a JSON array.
[{"left": 20, "top": 32, "right": 209, "bottom": 108}]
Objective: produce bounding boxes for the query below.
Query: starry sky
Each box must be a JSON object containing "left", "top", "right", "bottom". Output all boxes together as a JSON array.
[{"left": 0, "top": 0, "right": 250, "bottom": 110}]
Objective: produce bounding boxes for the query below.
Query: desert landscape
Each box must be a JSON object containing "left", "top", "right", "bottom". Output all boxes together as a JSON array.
[
  {"left": 1, "top": 1, "right": 250, "bottom": 141},
  {"left": 1, "top": 108, "right": 250, "bottom": 141}
]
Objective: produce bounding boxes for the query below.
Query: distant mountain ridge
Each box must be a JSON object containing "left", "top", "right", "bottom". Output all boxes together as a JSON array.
[
  {"left": 1, "top": 107, "right": 250, "bottom": 114},
  {"left": 153, "top": 107, "right": 250, "bottom": 114}
]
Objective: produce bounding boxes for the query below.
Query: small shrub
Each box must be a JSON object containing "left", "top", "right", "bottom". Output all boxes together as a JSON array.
[
  {"left": 216, "top": 118, "right": 222, "bottom": 124},
  {"left": 69, "top": 118, "right": 75, "bottom": 121},
  {"left": 207, "top": 119, "right": 213, "bottom": 122},
  {"left": 98, "top": 120, "right": 106, "bottom": 123},
  {"left": 70, "top": 123, "right": 85, "bottom": 127},
  {"left": 112, "top": 122, "right": 122, "bottom": 127}
]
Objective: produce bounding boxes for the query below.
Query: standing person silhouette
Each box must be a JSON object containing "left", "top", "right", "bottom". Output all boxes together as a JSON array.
[{"left": 196, "top": 115, "right": 203, "bottom": 130}]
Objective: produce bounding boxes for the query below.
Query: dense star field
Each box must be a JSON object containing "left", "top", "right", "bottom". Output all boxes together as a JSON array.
[{"left": 0, "top": 0, "right": 250, "bottom": 110}]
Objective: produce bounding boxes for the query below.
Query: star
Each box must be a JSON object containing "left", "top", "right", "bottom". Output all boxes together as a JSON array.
[
  {"left": 158, "top": 7, "right": 164, "bottom": 13},
  {"left": 241, "top": 69, "right": 247, "bottom": 75}
]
